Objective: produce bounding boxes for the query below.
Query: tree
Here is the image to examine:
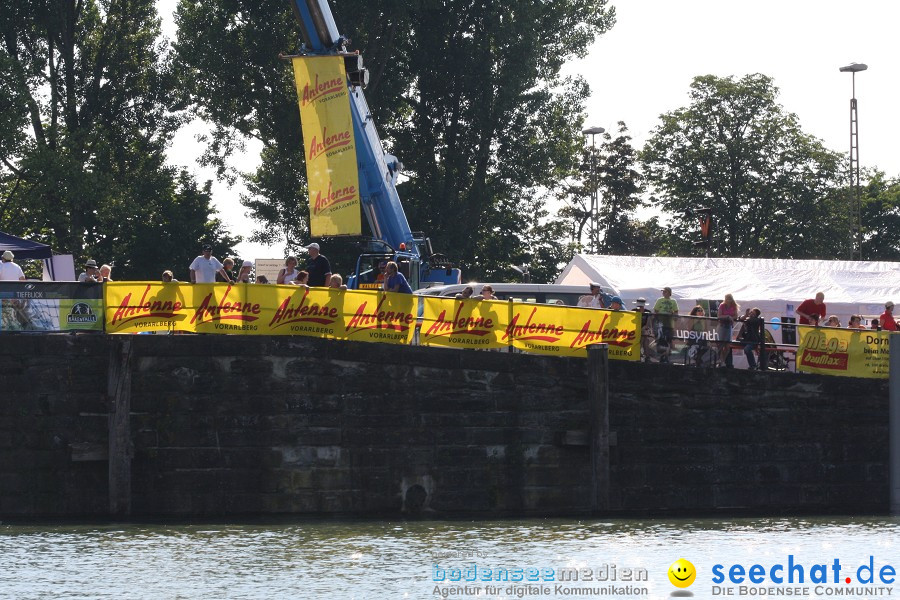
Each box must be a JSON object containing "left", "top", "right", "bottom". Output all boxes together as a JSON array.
[
  {"left": 557, "top": 121, "right": 661, "bottom": 257},
  {"left": 174, "top": 0, "right": 616, "bottom": 278},
  {"left": 596, "top": 122, "right": 643, "bottom": 254},
  {"left": 642, "top": 74, "right": 849, "bottom": 260},
  {"left": 861, "top": 171, "right": 900, "bottom": 260},
  {"left": 173, "top": 0, "right": 306, "bottom": 249},
  {"left": 0, "top": 0, "right": 236, "bottom": 278}
]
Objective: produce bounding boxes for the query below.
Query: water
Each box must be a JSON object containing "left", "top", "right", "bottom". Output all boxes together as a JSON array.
[{"left": 1, "top": 517, "right": 898, "bottom": 599}]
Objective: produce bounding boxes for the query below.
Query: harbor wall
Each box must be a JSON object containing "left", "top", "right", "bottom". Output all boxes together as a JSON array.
[{"left": 0, "top": 335, "right": 888, "bottom": 517}]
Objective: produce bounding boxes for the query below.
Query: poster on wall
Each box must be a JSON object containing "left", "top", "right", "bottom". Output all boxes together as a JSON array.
[
  {"left": 797, "top": 326, "right": 891, "bottom": 379},
  {"left": 0, "top": 282, "right": 103, "bottom": 332}
]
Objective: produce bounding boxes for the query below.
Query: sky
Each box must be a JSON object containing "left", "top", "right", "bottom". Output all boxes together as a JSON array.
[{"left": 158, "top": 0, "right": 900, "bottom": 261}]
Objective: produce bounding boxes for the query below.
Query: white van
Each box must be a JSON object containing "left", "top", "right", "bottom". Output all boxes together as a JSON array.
[{"left": 415, "top": 283, "right": 616, "bottom": 307}]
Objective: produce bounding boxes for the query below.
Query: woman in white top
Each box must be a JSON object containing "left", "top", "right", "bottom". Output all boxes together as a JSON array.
[{"left": 277, "top": 256, "right": 299, "bottom": 284}]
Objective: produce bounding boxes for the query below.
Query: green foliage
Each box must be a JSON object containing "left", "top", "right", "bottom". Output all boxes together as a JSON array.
[
  {"left": 642, "top": 74, "right": 849, "bottom": 260},
  {"left": 173, "top": 0, "right": 615, "bottom": 278},
  {"left": 861, "top": 171, "right": 900, "bottom": 260},
  {"left": 174, "top": 0, "right": 309, "bottom": 250},
  {"left": 557, "top": 121, "right": 661, "bottom": 259},
  {"left": 0, "top": 0, "right": 236, "bottom": 279}
]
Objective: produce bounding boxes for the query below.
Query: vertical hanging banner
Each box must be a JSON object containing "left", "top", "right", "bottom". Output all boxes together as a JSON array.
[
  {"left": 292, "top": 56, "right": 361, "bottom": 236},
  {"left": 797, "top": 326, "right": 891, "bottom": 378}
]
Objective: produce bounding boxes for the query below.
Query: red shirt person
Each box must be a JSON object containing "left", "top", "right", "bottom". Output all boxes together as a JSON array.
[
  {"left": 880, "top": 301, "right": 898, "bottom": 331},
  {"left": 796, "top": 292, "right": 826, "bottom": 325}
]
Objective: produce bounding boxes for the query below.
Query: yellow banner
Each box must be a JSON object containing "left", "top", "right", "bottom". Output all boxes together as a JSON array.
[
  {"left": 419, "top": 297, "right": 508, "bottom": 349},
  {"left": 292, "top": 56, "right": 361, "bottom": 236},
  {"left": 340, "top": 289, "right": 417, "bottom": 345},
  {"left": 502, "top": 303, "right": 640, "bottom": 360},
  {"left": 105, "top": 283, "right": 413, "bottom": 345},
  {"left": 797, "top": 326, "right": 891, "bottom": 378},
  {"left": 106, "top": 282, "right": 196, "bottom": 333},
  {"left": 104, "top": 283, "right": 639, "bottom": 358}
]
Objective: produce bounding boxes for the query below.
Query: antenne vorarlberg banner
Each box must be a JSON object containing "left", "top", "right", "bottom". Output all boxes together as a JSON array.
[{"left": 291, "top": 56, "right": 361, "bottom": 236}]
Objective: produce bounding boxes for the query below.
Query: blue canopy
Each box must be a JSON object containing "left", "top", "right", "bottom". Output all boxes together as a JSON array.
[{"left": 0, "top": 231, "right": 52, "bottom": 260}]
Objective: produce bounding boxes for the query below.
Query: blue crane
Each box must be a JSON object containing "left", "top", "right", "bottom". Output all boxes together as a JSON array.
[{"left": 288, "top": 0, "right": 461, "bottom": 290}]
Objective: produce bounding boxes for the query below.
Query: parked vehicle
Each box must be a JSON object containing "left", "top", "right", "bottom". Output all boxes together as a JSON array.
[{"left": 415, "top": 283, "right": 616, "bottom": 307}]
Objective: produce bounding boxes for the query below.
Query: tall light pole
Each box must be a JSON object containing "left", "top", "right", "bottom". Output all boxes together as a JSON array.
[
  {"left": 839, "top": 62, "right": 867, "bottom": 261},
  {"left": 582, "top": 126, "right": 605, "bottom": 254}
]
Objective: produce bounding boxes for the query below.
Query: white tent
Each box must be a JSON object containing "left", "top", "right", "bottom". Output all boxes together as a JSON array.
[{"left": 556, "top": 254, "right": 900, "bottom": 331}]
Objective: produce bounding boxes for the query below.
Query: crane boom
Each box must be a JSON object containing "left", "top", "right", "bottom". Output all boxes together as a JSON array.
[{"left": 288, "top": 0, "right": 460, "bottom": 289}]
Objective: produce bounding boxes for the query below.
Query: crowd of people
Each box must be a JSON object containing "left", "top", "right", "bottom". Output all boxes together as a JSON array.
[
  {"left": 183, "top": 242, "right": 416, "bottom": 293},
  {"left": 576, "top": 284, "right": 899, "bottom": 370},
  {"left": 5, "top": 243, "right": 900, "bottom": 350}
]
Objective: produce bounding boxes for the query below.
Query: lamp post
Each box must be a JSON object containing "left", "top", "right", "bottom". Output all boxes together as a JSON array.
[
  {"left": 582, "top": 126, "right": 605, "bottom": 254},
  {"left": 839, "top": 62, "right": 867, "bottom": 261}
]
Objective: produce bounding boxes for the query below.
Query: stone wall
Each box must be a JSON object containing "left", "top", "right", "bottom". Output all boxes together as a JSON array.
[{"left": 0, "top": 334, "right": 889, "bottom": 517}]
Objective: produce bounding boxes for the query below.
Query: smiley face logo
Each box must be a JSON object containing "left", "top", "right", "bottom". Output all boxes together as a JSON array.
[{"left": 668, "top": 558, "right": 696, "bottom": 588}]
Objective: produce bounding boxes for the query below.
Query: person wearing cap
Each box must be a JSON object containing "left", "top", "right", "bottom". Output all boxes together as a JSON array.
[
  {"left": 880, "top": 301, "right": 898, "bottom": 331},
  {"left": 0, "top": 250, "right": 25, "bottom": 281},
  {"left": 653, "top": 286, "right": 679, "bottom": 363},
  {"left": 303, "top": 242, "right": 332, "bottom": 287},
  {"left": 189, "top": 244, "right": 231, "bottom": 284},
  {"left": 577, "top": 282, "right": 611, "bottom": 309},
  {"left": 235, "top": 260, "right": 254, "bottom": 283},
  {"left": 608, "top": 296, "right": 624, "bottom": 310},
  {"left": 78, "top": 259, "right": 103, "bottom": 283}
]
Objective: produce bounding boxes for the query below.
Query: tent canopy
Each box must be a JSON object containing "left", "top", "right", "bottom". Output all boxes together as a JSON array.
[
  {"left": 555, "top": 254, "right": 900, "bottom": 321},
  {"left": 0, "top": 231, "right": 52, "bottom": 260}
]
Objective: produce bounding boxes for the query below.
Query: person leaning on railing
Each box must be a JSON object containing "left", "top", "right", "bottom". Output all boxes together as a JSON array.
[
  {"left": 738, "top": 308, "right": 765, "bottom": 370},
  {"left": 717, "top": 294, "right": 739, "bottom": 368},
  {"left": 823, "top": 315, "right": 841, "bottom": 328},
  {"left": 382, "top": 261, "right": 412, "bottom": 294}
]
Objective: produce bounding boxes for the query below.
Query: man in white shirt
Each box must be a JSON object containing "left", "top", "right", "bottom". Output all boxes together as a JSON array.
[
  {"left": 0, "top": 250, "right": 25, "bottom": 281},
  {"left": 577, "top": 282, "right": 610, "bottom": 309},
  {"left": 189, "top": 244, "right": 232, "bottom": 284}
]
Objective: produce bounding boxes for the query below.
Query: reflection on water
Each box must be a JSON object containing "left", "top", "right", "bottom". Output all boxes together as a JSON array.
[{"left": 0, "top": 517, "right": 898, "bottom": 599}]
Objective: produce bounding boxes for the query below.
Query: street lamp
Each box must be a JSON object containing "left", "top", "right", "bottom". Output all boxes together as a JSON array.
[
  {"left": 582, "top": 126, "right": 605, "bottom": 254},
  {"left": 839, "top": 62, "right": 867, "bottom": 260}
]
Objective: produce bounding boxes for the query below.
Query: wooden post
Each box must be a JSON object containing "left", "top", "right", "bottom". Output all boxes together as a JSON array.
[
  {"left": 588, "top": 343, "right": 609, "bottom": 512},
  {"left": 107, "top": 338, "right": 134, "bottom": 516}
]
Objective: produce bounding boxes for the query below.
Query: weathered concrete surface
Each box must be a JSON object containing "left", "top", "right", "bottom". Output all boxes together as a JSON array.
[{"left": 0, "top": 335, "right": 888, "bottom": 517}]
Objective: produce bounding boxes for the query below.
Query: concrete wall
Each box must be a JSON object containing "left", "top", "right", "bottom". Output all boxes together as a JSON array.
[{"left": 0, "top": 335, "right": 888, "bottom": 517}]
